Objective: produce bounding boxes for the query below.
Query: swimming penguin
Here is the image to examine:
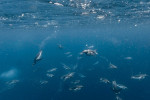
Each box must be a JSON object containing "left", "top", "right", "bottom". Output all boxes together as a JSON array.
[
  {"left": 80, "top": 49, "right": 98, "bottom": 56},
  {"left": 111, "top": 81, "right": 127, "bottom": 94},
  {"left": 32, "top": 50, "right": 42, "bottom": 66},
  {"left": 112, "top": 86, "right": 122, "bottom": 94},
  {"left": 112, "top": 81, "right": 122, "bottom": 94},
  {"left": 58, "top": 44, "right": 63, "bottom": 49}
]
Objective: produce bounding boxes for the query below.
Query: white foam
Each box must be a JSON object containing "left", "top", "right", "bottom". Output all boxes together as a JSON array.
[
  {"left": 97, "top": 15, "right": 105, "bottom": 20},
  {"left": 54, "top": 3, "right": 64, "bottom": 6}
]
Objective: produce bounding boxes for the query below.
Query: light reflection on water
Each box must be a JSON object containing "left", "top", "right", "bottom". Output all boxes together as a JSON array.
[{"left": 0, "top": 0, "right": 150, "bottom": 29}]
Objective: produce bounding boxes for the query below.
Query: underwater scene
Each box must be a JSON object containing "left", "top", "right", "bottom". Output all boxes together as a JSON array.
[{"left": 0, "top": 0, "right": 150, "bottom": 100}]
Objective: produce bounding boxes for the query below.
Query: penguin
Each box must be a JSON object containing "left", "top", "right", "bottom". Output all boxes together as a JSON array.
[
  {"left": 58, "top": 44, "right": 63, "bottom": 49},
  {"left": 80, "top": 49, "right": 98, "bottom": 56},
  {"left": 111, "top": 81, "right": 127, "bottom": 94},
  {"left": 112, "top": 86, "right": 122, "bottom": 94},
  {"left": 32, "top": 50, "right": 42, "bottom": 66}
]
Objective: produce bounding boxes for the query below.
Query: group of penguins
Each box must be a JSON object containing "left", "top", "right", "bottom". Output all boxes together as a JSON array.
[{"left": 32, "top": 45, "right": 129, "bottom": 100}]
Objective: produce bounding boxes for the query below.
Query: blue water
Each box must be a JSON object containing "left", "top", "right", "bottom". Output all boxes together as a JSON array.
[{"left": 0, "top": 0, "right": 150, "bottom": 100}]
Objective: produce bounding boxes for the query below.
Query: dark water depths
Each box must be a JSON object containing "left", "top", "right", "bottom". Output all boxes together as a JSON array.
[{"left": 0, "top": 0, "right": 150, "bottom": 100}]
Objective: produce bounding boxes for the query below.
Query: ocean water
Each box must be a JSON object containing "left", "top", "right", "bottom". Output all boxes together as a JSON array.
[{"left": 0, "top": 0, "right": 150, "bottom": 100}]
